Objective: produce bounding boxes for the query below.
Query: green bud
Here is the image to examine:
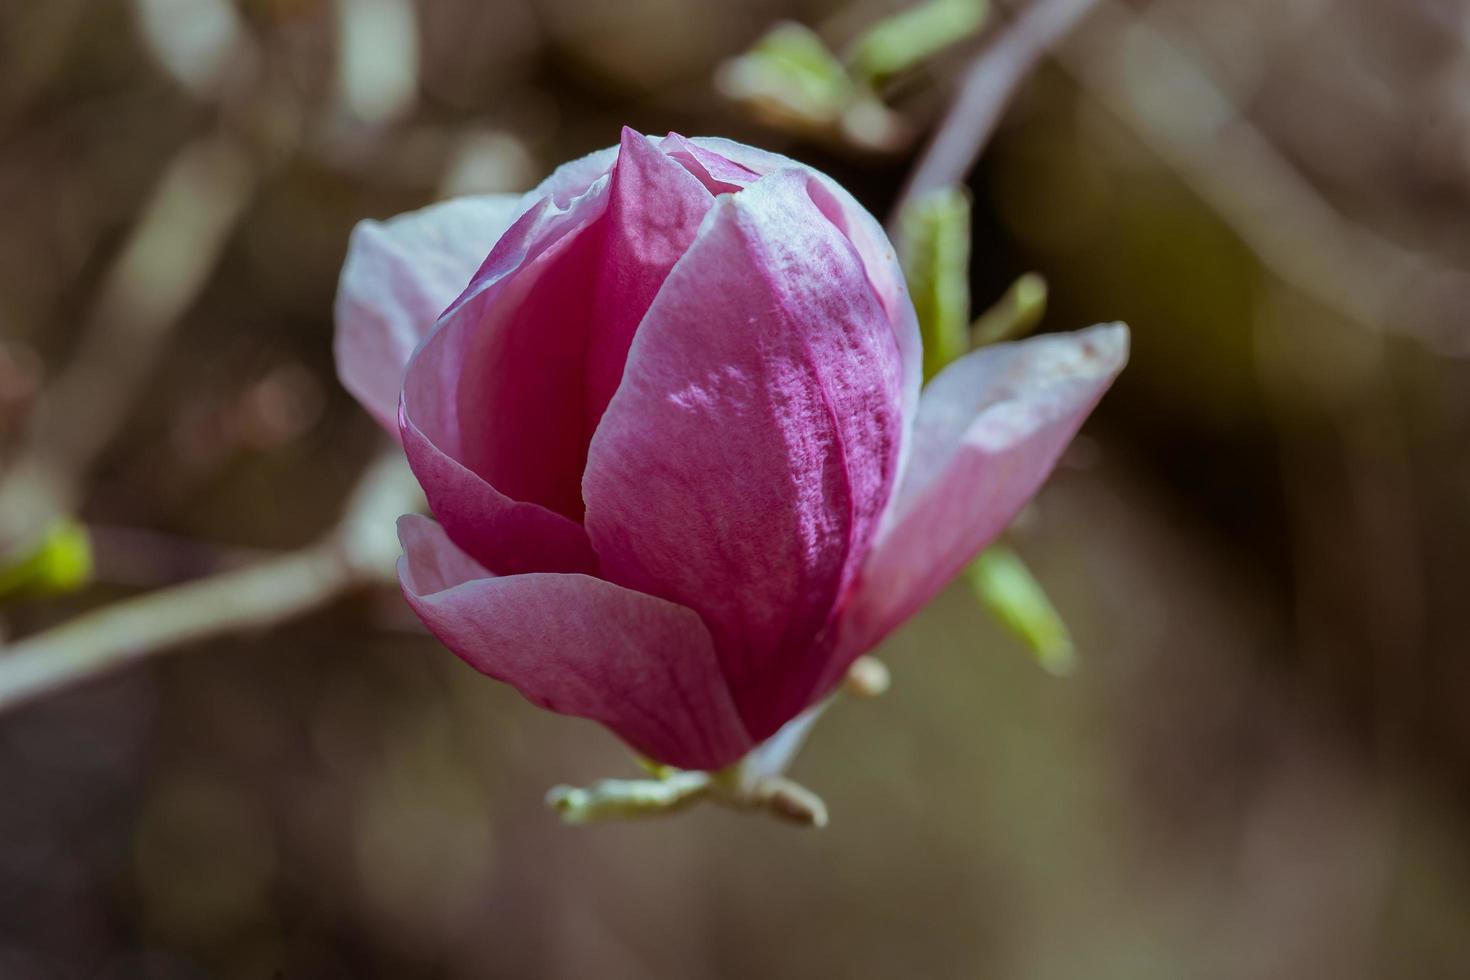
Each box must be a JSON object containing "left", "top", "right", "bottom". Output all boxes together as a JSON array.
[
  {"left": 972, "top": 272, "right": 1048, "bottom": 347},
  {"left": 966, "top": 544, "right": 1076, "bottom": 676},
  {"left": 846, "top": 0, "right": 990, "bottom": 87},
  {"left": 0, "top": 519, "right": 93, "bottom": 601},
  {"left": 896, "top": 185, "right": 972, "bottom": 381},
  {"left": 717, "top": 22, "right": 854, "bottom": 129}
]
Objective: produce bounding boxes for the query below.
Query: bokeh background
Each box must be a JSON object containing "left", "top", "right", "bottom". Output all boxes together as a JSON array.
[{"left": 3, "top": 0, "right": 1470, "bottom": 976}]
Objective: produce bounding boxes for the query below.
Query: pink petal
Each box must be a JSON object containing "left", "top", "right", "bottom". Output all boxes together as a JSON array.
[
  {"left": 334, "top": 194, "right": 526, "bottom": 434},
  {"left": 582, "top": 169, "right": 906, "bottom": 741},
  {"left": 398, "top": 410, "right": 600, "bottom": 575},
  {"left": 661, "top": 134, "right": 764, "bottom": 193},
  {"left": 671, "top": 135, "right": 923, "bottom": 436},
  {"left": 401, "top": 131, "right": 715, "bottom": 572},
  {"left": 831, "top": 324, "right": 1130, "bottom": 679},
  {"left": 400, "top": 185, "right": 610, "bottom": 572},
  {"left": 583, "top": 128, "right": 717, "bottom": 429},
  {"left": 397, "top": 514, "right": 752, "bottom": 771},
  {"left": 396, "top": 510, "right": 487, "bottom": 592},
  {"left": 801, "top": 174, "right": 923, "bottom": 448}
]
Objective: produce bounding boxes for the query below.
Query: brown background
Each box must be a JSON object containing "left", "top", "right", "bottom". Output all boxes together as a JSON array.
[{"left": 3, "top": 0, "right": 1470, "bottom": 976}]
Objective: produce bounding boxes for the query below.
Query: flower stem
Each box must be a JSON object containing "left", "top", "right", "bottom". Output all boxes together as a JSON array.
[{"left": 546, "top": 771, "right": 714, "bottom": 823}]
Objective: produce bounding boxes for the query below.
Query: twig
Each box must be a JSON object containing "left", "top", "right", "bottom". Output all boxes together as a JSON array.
[
  {"left": 0, "top": 545, "right": 348, "bottom": 713},
  {"left": 893, "top": 0, "right": 1102, "bottom": 225},
  {"left": 0, "top": 452, "right": 420, "bottom": 714}
]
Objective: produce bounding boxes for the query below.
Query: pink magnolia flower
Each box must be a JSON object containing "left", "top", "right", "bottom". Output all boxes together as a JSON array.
[{"left": 335, "top": 129, "right": 1127, "bottom": 772}]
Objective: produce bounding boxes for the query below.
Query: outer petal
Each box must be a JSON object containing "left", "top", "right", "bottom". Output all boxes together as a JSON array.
[
  {"left": 334, "top": 194, "right": 525, "bottom": 433},
  {"left": 531, "top": 144, "right": 620, "bottom": 207},
  {"left": 582, "top": 170, "right": 905, "bottom": 741},
  {"left": 397, "top": 515, "right": 752, "bottom": 771},
  {"left": 671, "top": 134, "right": 923, "bottom": 445},
  {"left": 830, "top": 324, "right": 1130, "bottom": 680}
]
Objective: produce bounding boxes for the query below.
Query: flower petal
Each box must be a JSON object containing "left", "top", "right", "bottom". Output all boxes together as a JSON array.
[
  {"left": 831, "top": 324, "right": 1130, "bottom": 676},
  {"left": 400, "top": 131, "right": 716, "bottom": 575},
  {"left": 531, "top": 144, "right": 620, "bottom": 207},
  {"left": 397, "top": 515, "right": 752, "bottom": 771},
  {"left": 582, "top": 169, "right": 906, "bottom": 740},
  {"left": 661, "top": 133, "right": 764, "bottom": 193},
  {"left": 334, "top": 194, "right": 525, "bottom": 434},
  {"left": 672, "top": 135, "right": 923, "bottom": 438},
  {"left": 583, "top": 128, "right": 718, "bottom": 428},
  {"left": 400, "top": 183, "right": 610, "bottom": 572},
  {"left": 399, "top": 410, "right": 600, "bottom": 575}
]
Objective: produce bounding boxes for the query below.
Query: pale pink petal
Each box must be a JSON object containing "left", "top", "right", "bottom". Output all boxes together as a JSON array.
[
  {"left": 397, "top": 514, "right": 752, "bottom": 770},
  {"left": 334, "top": 194, "right": 525, "bottom": 433},
  {"left": 582, "top": 170, "right": 906, "bottom": 741},
  {"left": 830, "top": 324, "right": 1130, "bottom": 679},
  {"left": 531, "top": 145, "right": 620, "bottom": 207},
  {"left": 661, "top": 134, "right": 763, "bottom": 193},
  {"left": 677, "top": 135, "right": 790, "bottom": 179},
  {"left": 396, "top": 510, "right": 488, "bottom": 592},
  {"left": 739, "top": 701, "right": 830, "bottom": 788}
]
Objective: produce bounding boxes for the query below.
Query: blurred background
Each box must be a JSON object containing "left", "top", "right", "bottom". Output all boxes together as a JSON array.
[{"left": 3, "top": 0, "right": 1470, "bottom": 976}]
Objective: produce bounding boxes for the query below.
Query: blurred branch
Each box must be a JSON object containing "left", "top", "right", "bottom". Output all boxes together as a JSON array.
[
  {"left": 132, "top": 0, "right": 253, "bottom": 98},
  {"left": 0, "top": 3, "right": 438, "bottom": 717},
  {"left": 0, "top": 453, "right": 419, "bottom": 715},
  {"left": 0, "top": 135, "right": 258, "bottom": 560},
  {"left": 333, "top": 0, "right": 420, "bottom": 125},
  {"left": 1045, "top": 0, "right": 1470, "bottom": 355},
  {"left": 46, "top": 137, "right": 257, "bottom": 478},
  {"left": 893, "top": 0, "right": 1101, "bottom": 225}
]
